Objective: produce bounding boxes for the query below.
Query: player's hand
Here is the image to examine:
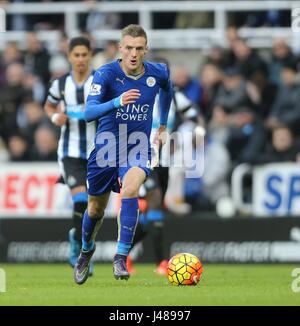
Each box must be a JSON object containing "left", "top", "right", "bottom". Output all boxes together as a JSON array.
[
  {"left": 153, "top": 125, "right": 168, "bottom": 148},
  {"left": 120, "top": 89, "right": 141, "bottom": 105},
  {"left": 51, "top": 112, "right": 68, "bottom": 126}
]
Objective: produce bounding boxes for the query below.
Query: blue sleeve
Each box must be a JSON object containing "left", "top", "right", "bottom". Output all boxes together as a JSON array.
[
  {"left": 159, "top": 65, "right": 173, "bottom": 125},
  {"left": 85, "top": 70, "right": 122, "bottom": 122}
]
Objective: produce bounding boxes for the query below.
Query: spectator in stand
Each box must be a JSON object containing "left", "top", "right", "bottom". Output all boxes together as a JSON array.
[
  {"left": 200, "top": 63, "right": 223, "bottom": 123},
  {"left": 250, "top": 125, "right": 300, "bottom": 165},
  {"left": 49, "top": 34, "right": 70, "bottom": 79},
  {"left": 7, "top": 134, "right": 31, "bottom": 162},
  {"left": 1, "top": 42, "right": 23, "bottom": 64},
  {"left": 205, "top": 27, "right": 240, "bottom": 71},
  {"left": 269, "top": 38, "right": 296, "bottom": 85},
  {"left": 23, "top": 71, "right": 45, "bottom": 104},
  {"left": 0, "top": 63, "right": 32, "bottom": 143},
  {"left": 24, "top": 32, "right": 50, "bottom": 86},
  {"left": 226, "top": 107, "right": 267, "bottom": 164},
  {"left": 57, "top": 33, "right": 69, "bottom": 58},
  {"left": 215, "top": 67, "right": 259, "bottom": 113},
  {"left": 250, "top": 70, "right": 277, "bottom": 120},
  {"left": 205, "top": 45, "right": 232, "bottom": 70},
  {"left": 209, "top": 67, "right": 260, "bottom": 144},
  {"left": 171, "top": 64, "right": 202, "bottom": 107},
  {"left": 224, "top": 26, "right": 239, "bottom": 67},
  {"left": 92, "top": 40, "right": 119, "bottom": 70},
  {"left": 0, "top": 42, "right": 23, "bottom": 86},
  {"left": 31, "top": 125, "right": 58, "bottom": 161},
  {"left": 265, "top": 61, "right": 300, "bottom": 136},
  {"left": 18, "top": 101, "right": 51, "bottom": 145},
  {"left": 231, "top": 38, "right": 268, "bottom": 80},
  {"left": 226, "top": 26, "right": 239, "bottom": 48}
]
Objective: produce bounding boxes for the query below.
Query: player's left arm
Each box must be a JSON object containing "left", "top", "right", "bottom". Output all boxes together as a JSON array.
[{"left": 154, "top": 65, "right": 173, "bottom": 146}]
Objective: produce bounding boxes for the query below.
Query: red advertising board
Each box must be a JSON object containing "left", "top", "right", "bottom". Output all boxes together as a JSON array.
[{"left": 0, "top": 163, "right": 72, "bottom": 217}]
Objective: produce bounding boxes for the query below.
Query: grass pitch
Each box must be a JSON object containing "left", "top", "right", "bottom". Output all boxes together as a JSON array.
[{"left": 0, "top": 264, "right": 299, "bottom": 306}]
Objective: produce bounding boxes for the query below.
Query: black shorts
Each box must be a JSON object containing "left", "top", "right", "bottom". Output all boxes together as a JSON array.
[
  {"left": 59, "top": 157, "right": 87, "bottom": 190},
  {"left": 144, "top": 166, "right": 169, "bottom": 198}
]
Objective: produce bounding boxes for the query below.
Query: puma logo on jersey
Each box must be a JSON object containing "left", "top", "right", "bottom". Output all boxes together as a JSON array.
[{"left": 116, "top": 77, "right": 125, "bottom": 85}]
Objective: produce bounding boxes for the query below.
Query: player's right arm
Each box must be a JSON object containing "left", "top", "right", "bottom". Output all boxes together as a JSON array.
[
  {"left": 44, "top": 79, "right": 68, "bottom": 127},
  {"left": 85, "top": 70, "right": 140, "bottom": 122}
]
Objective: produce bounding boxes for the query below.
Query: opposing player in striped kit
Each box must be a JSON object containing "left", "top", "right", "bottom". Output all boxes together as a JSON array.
[{"left": 44, "top": 37, "right": 96, "bottom": 272}]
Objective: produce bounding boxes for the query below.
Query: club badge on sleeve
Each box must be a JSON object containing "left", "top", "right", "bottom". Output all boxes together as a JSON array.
[{"left": 89, "top": 84, "right": 102, "bottom": 96}]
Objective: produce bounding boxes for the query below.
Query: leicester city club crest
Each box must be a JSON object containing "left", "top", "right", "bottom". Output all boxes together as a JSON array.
[{"left": 146, "top": 77, "right": 156, "bottom": 87}]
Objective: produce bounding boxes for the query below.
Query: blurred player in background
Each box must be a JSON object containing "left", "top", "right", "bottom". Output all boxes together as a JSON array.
[
  {"left": 74, "top": 24, "right": 173, "bottom": 285},
  {"left": 44, "top": 37, "right": 96, "bottom": 272}
]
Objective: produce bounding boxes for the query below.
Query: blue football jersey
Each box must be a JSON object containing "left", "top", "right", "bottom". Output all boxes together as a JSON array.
[
  {"left": 87, "top": 59, "right": 170, "bottom": 140},
  {"left": 85, "top": 60, "right": 172, "bottom": 195}
]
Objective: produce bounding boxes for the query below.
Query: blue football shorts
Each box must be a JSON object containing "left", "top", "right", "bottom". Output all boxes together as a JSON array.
[{"left": 86, "top": 147, "right": 151, "bottom": 196}]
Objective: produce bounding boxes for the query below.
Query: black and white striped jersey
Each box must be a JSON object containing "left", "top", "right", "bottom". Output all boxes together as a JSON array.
[{"left": 47, "top": 71, "right": 97, "bottom": 160}]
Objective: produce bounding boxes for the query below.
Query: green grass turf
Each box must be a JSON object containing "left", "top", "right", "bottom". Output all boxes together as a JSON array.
[{"left": 0, "top": 264, "right": 299, "bottom": 306}]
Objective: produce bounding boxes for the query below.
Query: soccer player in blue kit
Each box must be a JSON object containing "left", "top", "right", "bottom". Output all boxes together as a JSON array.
[{"left": 74, "top": 25, "right": 173, "bottom": 284}]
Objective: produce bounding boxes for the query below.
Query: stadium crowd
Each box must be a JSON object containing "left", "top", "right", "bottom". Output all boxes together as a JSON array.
[{"left": 0, "top": 5, "right": 299, "bottom": 212}]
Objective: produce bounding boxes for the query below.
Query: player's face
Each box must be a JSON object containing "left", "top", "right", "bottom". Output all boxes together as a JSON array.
[
  {"left": 68, "top": 45, "right": 91, "bottom": 74},
  {"left": 119, "top": 35, "right": 148, "bottom": 74}
]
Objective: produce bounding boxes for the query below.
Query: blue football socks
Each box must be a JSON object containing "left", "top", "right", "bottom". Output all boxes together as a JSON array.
[
  {"left": 82, "top": 210, "right": 103, "bottom": 252},
  {"left": 117, "top": 198, "right": 139, "bottom": 256}
]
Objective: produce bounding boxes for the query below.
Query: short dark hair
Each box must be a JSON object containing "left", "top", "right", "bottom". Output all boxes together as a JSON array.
[
  {"left": 69, "top": 36, "right": 91, "bottom": 52},
  {"left": 121, "top": 24, "right": 147, "bottom": 43},
  {"left": 282, "top": 60, "right": 298, "bottom": 73}
]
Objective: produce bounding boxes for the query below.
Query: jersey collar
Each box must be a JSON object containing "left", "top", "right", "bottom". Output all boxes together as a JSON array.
[
  {"left": 115, "top": 59, "right": 147, "bottom": 80},
  {"left": 71, "top": 68, "right": 94, "bottom": 88}
]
